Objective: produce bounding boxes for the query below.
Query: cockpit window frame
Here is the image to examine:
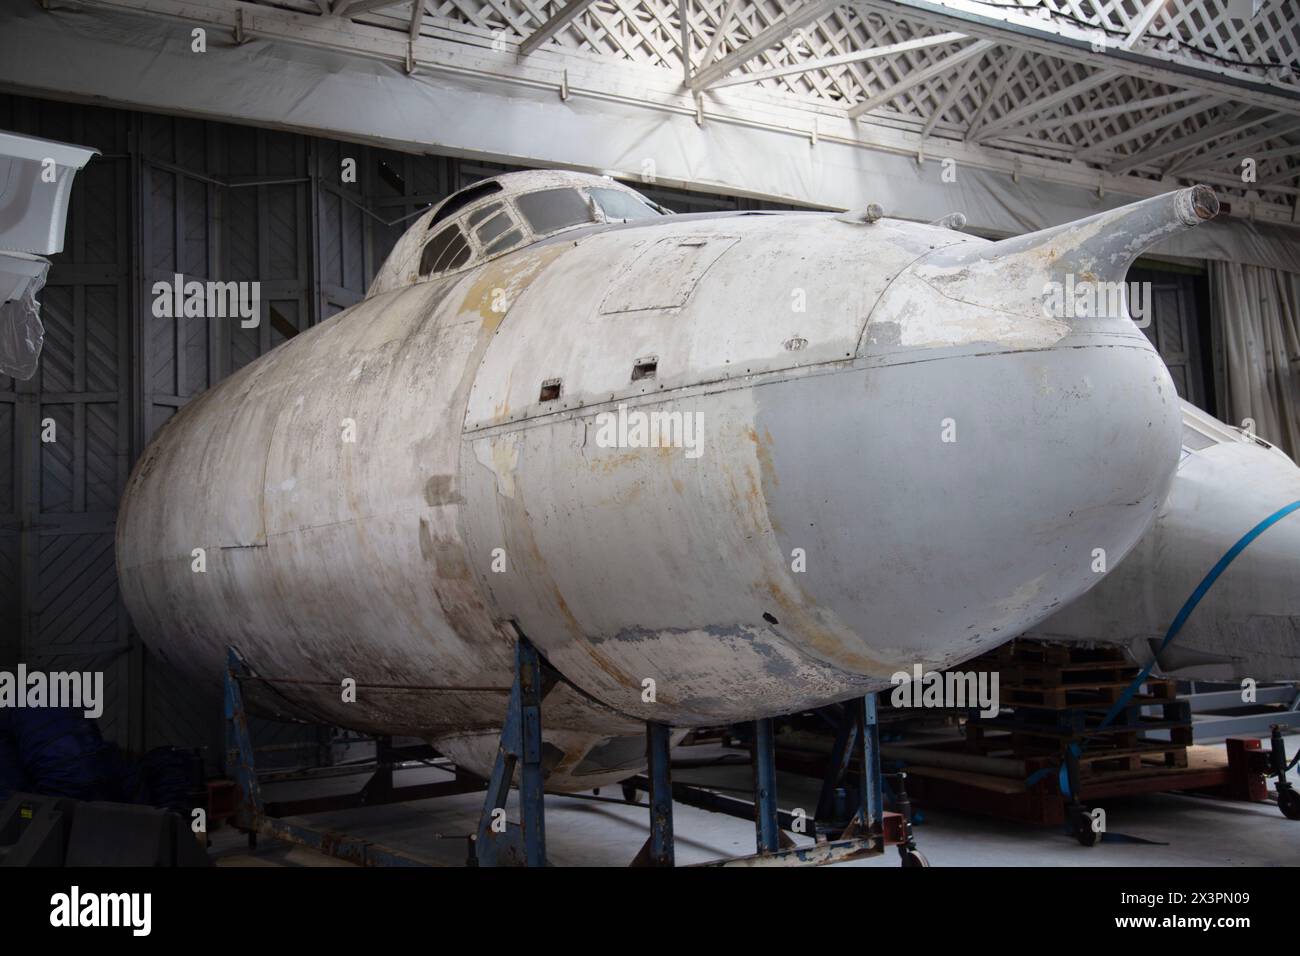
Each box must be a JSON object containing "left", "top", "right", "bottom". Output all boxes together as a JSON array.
[
  {"left": 588, "top": 186, "right": 664, "bottom": 223},
  {"left": 409, "top": 179, "right": 666, "bottom": 283},
  {"left": 428, "top": 180, "right": 504, "bottom": 231},
  {"left": 515, "top": 187, "right": 600, "bottom": 237},
  {"left": 418, "top": 221, "right": 473, "bottom": 277}
]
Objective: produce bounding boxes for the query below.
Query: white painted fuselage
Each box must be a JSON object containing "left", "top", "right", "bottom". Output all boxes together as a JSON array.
[{"left": 116, "top": 172, "right": 1211, "bottom": 788}]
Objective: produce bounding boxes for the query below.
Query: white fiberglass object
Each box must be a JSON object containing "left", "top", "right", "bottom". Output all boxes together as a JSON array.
[
  {"left": 0, "top": 130, "right": 98, "bottom": 379},
  {"left": 1028, "top": 400, "right": 1300, "bottom": 682}
]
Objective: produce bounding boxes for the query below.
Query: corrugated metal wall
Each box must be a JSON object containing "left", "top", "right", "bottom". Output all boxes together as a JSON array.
[{"left": 0, "top": 93, "right": 792, "bottom": 767}]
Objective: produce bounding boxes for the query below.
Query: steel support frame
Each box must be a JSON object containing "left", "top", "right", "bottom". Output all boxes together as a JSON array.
[
  {"left": 473, "top": 634, "right": 548, "bottom": 867},
  {"left": 1146, "top": 683, "right": 1300, "bottom": 742},
  {"left": 626, "top": 691, "right": 898, "bottom": 866},
  {"left": 811, "top": 695, "right": 882, "bottom": 835},
  {"left": 226, "top": 638, "right": 901, "bottom": 866},
  {"left": 223, "top": 646, "right": 481, "bottom": 866},
  {"left": 861, "top": 693, "right": 883, "bottom": 835},
  {"left": 752, "top": 716, "right": 781, "bottom": 853},
  {"left": 646, "top": 720, "right": 674, "bottom": 865}
]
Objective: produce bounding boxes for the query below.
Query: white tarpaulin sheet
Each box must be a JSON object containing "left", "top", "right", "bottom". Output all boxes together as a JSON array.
[
  {"left": 1212, "top": 261, "right": 1300, "bottom": 458},
  {"left": 0, "top": 252, "right": 50, "bottom": 380}
]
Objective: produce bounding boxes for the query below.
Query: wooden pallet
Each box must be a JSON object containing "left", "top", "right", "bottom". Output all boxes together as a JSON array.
[
  {"left": 975, "top": 641, "right": 1178, "bottom": 711},
  {"left": 960, "top": 640, "right": 1194, "bottom": 781},
  {"left": 902, "top": 743, "right": 1262, "bottom": 826}
]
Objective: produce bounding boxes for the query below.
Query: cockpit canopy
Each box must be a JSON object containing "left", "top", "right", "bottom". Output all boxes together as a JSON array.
[
  {"left": 368, "top": 170, "right": 666, "bottom": 297},
  {"left": 1180, "top": 400, "right": 1287, "bottom": 463}
]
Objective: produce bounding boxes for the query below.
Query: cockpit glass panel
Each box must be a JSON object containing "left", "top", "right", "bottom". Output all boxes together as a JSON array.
[
  {"left": 475, "top": 210, "right": 513, "bottom": 246},
  {"left": 589, "top": 187, "right": 661, "bottom": 222},
  {"left": 515, "top": 188, "right": 593, "bottom": 235},
  {"left": 467, "top": 202, "right": 503, "bottom": 228},
  {"left": 420, "top": 223, "right": 471, "bottom": 276},
  {"left": 485, "top": 228, "right": 523, "bottom": 256},
  {"left": 430, "top": 181, "right": 503, "bottom": 230},
  {"left": 441, "top": 237, "right": 472, "bottom": 272}
]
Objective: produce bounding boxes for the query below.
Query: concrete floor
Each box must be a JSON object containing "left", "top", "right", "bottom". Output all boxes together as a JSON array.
[{"left": 209, "top": 742, "right": 1300, "bottom": 867}]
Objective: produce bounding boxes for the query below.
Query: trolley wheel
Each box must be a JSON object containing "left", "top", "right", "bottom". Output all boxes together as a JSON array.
[
  {"left": 621, "top": 781, "right": 639, "bottom": 804},
  {"left": 1279, "top": 787, "right": 1300, "bottom": 821},
  {"left": 1072, "top": 810, "right": 1102, "bottom": 847},
  {"left": 899, "top": 848, "right": 929, "bottom": 868}
]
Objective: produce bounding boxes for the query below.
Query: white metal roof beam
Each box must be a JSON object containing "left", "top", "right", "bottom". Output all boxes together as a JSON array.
[
  {"left": 962, "top": 47, "right": 1021, "bottom": 139},
  {"left": 1075, "top": 96, "right": 1230, "bottom": 161},
  {"left": 998, "top": 90, "right": 1201, "bottom": 138},
  {"left": 688, "top": 0, "right": 840, "bottom": 92},
  {"left": 1259, "top": 164, "right": 1300, "bottom": 188},
  {"left": 700, "top": 0, "right": 743, "bottom": 72},
  {"left": 1152, "top": 105, "right": 1258, "bottom": 174},
  {"left": 918, "top": 50, "right": 980, "bottom": 142},
  {"left": 1109, "top": 109, "right": 1275, "bottom": 175},
  {"left": 856, "top": 0, "right": 1300, "bottom": 116},
  {"left": 847, "top": 37, "right": 994, "bottom": 120},
  {"left": 678, "top": 0, "right": 692, "bottom": 84},
  {"left": 1226, "top": 141, "right": 1300, "bottom": 169},
  {"left": 1165, "top": 118, "right": 1300, "bottom": 178},
  {"left": 705, "top": 30, "right": 966, "bottom": 90},
  {"left": 1181, "top": 142, "right": 1300, "bottom": 182},
  {"left": 973, "top": 68, "right": 1116, "bottom": 143},
  {"left": 1121, "top": 0, "right": 1165, "bottom": 50},
  {"left": 330, "top": 0, "right": 407, "bottom": 17},
  {"left": 518, "top": 0, "right": 597, "bottom": 56}
]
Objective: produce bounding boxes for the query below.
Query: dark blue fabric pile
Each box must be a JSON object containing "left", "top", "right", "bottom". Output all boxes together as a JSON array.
[
  {"left": 0, "top": 707, "right": 195, "bottom": 808},
  {"left": 0, "top": 706, "right": 117, "bottom": 801}
]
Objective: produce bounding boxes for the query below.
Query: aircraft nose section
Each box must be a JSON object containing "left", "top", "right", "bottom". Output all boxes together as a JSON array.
[
  {"left": 755, "top": 335, "right": 1182, "bottom": 679},
  {"left": 862, "top": 185, "right": 1220, "bottom": 356},
  {"left": 759, "top": 188, "right": 1224, "bottom": 680}
]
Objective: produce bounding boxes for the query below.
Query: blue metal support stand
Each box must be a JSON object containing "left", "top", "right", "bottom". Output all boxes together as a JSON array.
[
  {"left": 814, "top": 705, "right": 859, "bottom": 831},
  {"left": 647, "top": 721, "right": 675, "bottom": 866},
  {"left": 222, "top": 646, "right": 464, "bottom": 866},
  {"left": 753, "top": 716, "right": 781, "bottom": 853},
  {"left": 224, "top": 647, "right": 264, "bottom": 832},
  {"left": 860, "top": 693, "right": 883, "bottom": 836},
  {"left": 474, "top": 635, "right": 547, "bottom": 867}
]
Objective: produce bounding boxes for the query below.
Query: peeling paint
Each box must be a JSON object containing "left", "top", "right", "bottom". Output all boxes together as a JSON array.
[{"left": 116, "top": 177, "right": 1213, "bottom": 788}]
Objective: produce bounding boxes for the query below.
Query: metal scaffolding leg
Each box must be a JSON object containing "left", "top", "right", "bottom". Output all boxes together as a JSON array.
[
  {"left": 814, "top": 704, "right": 860, "bottom": 833},
  {"left": 860, "top": 693, "right": 883, "bottom": 835},
  {"left": 474, "top": 635, "right": 547, "bottom": 867},
  {"left": 646, "top": 721, "right": 674, "bottom": 866},
  {"left": 222, "top": 646, "right": 456, "bottom": 866},
  {"left": 224, "top": 647, "right": 264, "bottom": 832},
  {"left": 753, "top": 716, "right": 781, "bottom": 853}
]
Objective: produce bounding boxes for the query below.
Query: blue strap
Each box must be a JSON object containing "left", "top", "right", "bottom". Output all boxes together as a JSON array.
[{"left": 1031, "top": 499, "right": 1300, "bottom": 798}]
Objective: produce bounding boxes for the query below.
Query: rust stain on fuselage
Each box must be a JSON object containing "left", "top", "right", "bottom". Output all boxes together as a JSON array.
[
  {"left": 764, "top": 577, "right": 891, "bottom": 677},
  {"left": 746, "top": 426, "right": 779, "bottom": 489}
]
